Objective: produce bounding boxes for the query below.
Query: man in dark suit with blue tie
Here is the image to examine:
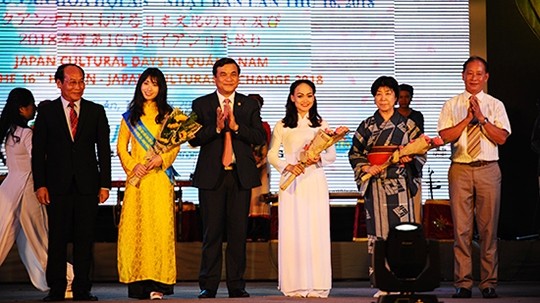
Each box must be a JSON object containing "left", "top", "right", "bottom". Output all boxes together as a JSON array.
[
  {"left": 32, "top": 64, "right": 111, "bottom": 302},
  {"left": 190, "top": 57, "right": 266, "bottom": 299}
]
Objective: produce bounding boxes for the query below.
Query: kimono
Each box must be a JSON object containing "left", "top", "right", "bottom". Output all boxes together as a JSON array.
[{"left": 348, "top": 110, "right": 425, "bottom": 262}]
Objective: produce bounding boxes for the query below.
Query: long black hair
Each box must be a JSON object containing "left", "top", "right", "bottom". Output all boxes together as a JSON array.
[
  {"left": 282, "top": 79, "right": 321, "bottom": 128},
  {"left": 0, "top": 88, "right": 35, "bottom": 144},
  {"left": 127, "top": 67, "right": 172, "bottom": 126},
  {"left": 0, "top": 88, "right": 35, "bottom": 165}
]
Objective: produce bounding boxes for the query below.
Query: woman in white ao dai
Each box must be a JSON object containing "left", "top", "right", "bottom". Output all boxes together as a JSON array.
[{"left": 268, "top": 80, "right": 336, "bottom": 298}]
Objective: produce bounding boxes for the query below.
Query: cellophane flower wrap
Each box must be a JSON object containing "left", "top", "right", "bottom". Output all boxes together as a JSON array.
[
  {"left": 280, "top": 126, "right": 349, "bottom": 190},
  {"left": 154, "top": 108, "right": 202, "bottom": 151},
  {"left": 128, "top": 108, "right": 202, "bottom": 186},
  {"left": 360, "top": 134, "right": 445, "bottom": 182}
]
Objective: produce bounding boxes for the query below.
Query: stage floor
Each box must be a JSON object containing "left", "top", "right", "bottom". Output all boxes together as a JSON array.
[
  {"left": 1, "top": 281, "right": 539, "bottom": 302},
  {"left": 2, "top": 240, "right": 540, "bottom": 283}
]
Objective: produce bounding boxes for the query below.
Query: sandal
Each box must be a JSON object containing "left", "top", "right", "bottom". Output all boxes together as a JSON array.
[{"left": 150, "top": 291, "right": 163, "bottom": 300}]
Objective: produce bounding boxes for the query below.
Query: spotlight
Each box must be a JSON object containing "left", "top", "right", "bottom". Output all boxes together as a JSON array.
[{"left": 372, "top": 222, "right": 440, "bottom": 303}]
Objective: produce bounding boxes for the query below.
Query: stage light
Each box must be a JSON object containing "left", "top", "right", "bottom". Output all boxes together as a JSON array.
[{"left": 372, "top": 222, "right": 440, "bottom": 303}]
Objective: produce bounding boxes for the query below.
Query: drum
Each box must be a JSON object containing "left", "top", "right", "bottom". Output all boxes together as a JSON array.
[
  {"left": 177, "top": 201, "right": 202, "bottom": 242},
  {"left": 422, "top": 199, "right": 454, "bottom": 240},
  {"left": 352, "top": 198, "right": 367, "bottom": 241},
  {"left": 270, "top": 203, "right": 279, "bottom": 241}
]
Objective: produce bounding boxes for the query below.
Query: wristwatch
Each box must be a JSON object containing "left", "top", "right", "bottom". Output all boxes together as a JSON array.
[{"left": 480, "top": 117, "right": 489, "bottom": 125}]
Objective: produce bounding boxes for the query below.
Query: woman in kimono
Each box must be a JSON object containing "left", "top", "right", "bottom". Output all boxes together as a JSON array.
[
  {"left": 268, "top": 79, "right": 336, "bottom": 298},
  {"left": 0, "top": 88, "right": 73, "bottom": 295},
  {"left": 348, "top": 76, "right": 425, "bottom": 297},
  {"left": 117, "top": 68, "right": 180, "bottom": 300}
]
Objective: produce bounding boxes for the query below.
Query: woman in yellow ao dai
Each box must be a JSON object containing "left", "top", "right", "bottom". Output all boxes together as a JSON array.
[{"left": 116, "top": 68, "right": 180, "bottom": 300}]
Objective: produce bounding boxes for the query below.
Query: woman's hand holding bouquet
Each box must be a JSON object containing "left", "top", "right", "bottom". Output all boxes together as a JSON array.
[
  {"left": 280, "top": 126, "right": 349, "bottom": 190},
  {"left": 360, "top": 134, "right": 445, "bottom": 182},
  {"left": 131, "top": 155, "right": 163, "bottom": 182},
  {"left": 128, "top": 108, "right": 202, "bottom": 187}
]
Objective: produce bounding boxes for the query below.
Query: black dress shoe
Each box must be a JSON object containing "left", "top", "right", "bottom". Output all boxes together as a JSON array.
[
  {"left": 198, "top": 289, "right": 216, "bottom": 299},
  {"left": 43, "top": 294, "right": 65, "bottom": 302},
  {"left": 452, "top": 287, "right": 472, "bottom": 298},
  {"left": 481, "top": 287, "right": 498, "bottom": 299},
  {"left": 73, "top": 292, "right": 98, "bottom": 301},
  {"left": 229, "top": 289, "right": 250, "bottom": 298}
]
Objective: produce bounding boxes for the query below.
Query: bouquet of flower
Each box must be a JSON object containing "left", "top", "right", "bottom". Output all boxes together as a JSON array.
[
  {"left": 280, "top": 126, "right": 349, "bottom": 190},
  {"left": 128, "top": 108, "right": 202, "bottom": 187},
  {"left": 359, "top": 134, "right": 445, "bottom": 183}
]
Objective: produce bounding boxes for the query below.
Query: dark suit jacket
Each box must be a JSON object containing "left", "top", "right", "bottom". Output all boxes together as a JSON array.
[
  {"left": 32, "top": 97, "right": 111, "bottom": 195},
  {"left": 189, "top": 92, "right": 265, "bottom": 190}
]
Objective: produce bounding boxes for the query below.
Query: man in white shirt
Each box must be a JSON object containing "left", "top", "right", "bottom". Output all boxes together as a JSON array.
[{"left": 438, "top": 56, "right": 511, "bottom": 299}]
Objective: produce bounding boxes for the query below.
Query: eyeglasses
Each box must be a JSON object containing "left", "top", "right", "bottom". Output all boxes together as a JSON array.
[{"left": 66, "top": 80, "right": 85, "bottom": 87}]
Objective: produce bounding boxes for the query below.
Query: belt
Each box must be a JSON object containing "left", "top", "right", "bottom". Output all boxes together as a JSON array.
[
  {"left": 460, "top": 160, "right": 497, "bottom": 167},
  {"left": 224, "top": 164, "right": 236, "bottom": 171}
]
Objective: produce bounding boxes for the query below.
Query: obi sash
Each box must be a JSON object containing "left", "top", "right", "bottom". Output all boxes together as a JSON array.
[
  {"left": 358, "top": 145, "right": 399, "bottom": 197},
  {"left": 367, "top": 145, "right": 398, "bottom": 165},
  {"left": 122, "top": 111, "right": 177, "bottom": 184}
]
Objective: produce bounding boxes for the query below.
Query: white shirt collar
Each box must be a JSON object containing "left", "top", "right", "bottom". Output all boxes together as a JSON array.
[
  {"left": 61, "top": 96, "right": 80, "bottom": 108},
  {"left": 465, "top": 90, "right": 486, "bottom": 101},
  {"left": 216, "top": 91, "right": 236, "bottom": 106}
]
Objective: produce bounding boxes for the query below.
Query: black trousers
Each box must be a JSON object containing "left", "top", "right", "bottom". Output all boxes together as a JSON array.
[
  {"left": 46, "top": 184, "right": 99, "bottom": 296},
  {"left": 198, "top": 170, "right": 251, "bottom": 292}
]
